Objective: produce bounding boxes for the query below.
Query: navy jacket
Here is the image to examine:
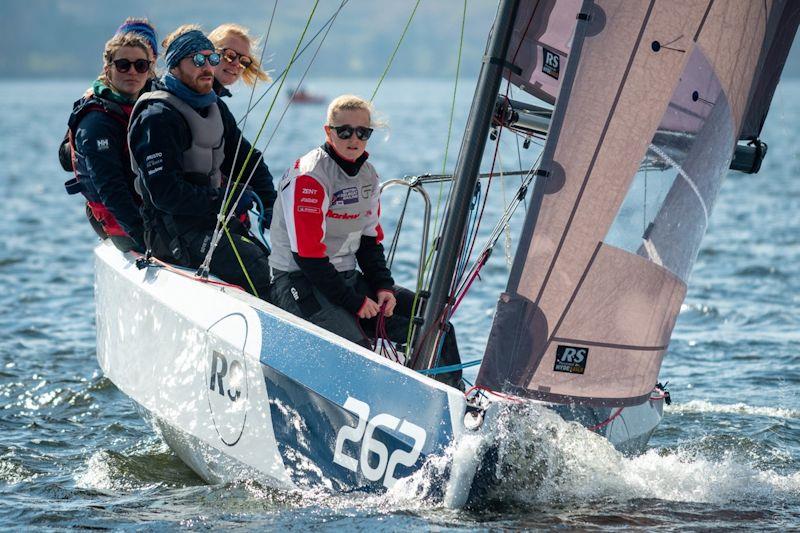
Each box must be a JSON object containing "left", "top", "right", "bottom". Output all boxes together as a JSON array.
[
  {"left": 70, "top": 95, "right": 144, "bottom": 245},
  {"left": 128, "top": 83, "right": 276, "bottom": 236}
]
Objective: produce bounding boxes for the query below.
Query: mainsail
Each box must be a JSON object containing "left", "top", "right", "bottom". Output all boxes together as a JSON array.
[{"left": 478, "top": 0, "right": 798, "bottom": 405}]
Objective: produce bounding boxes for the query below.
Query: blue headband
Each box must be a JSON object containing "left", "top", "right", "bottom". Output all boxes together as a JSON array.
[
  {"left": 116, "top": 21, "right": 159, "bottom": 58},
  {"left": 165, "top": 30, "right": 215, "bottom": 69}
]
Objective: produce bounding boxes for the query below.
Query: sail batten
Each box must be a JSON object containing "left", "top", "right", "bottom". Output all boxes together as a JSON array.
[{"left": 478, "top": 0, "right": 796, "bottom": 405}]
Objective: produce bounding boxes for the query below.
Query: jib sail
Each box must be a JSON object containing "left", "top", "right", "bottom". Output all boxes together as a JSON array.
[{"left": 478, "top": 0, "right": 798, "bottom": 405}]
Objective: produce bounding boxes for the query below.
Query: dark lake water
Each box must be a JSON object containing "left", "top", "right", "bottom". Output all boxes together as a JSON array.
[{"left": 1, "top": 77, "right": 799, "bottom": 530}]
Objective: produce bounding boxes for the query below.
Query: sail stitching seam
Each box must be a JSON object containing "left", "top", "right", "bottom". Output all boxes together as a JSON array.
[
  {"left": 693, "top": 0, "right": 715, "bottom": 42},
  {"left": 536, "top": 241, "right": 603, "bottom": 367},
  {"left": 550, "top": 337, "right": 668, "bottom": 352}
]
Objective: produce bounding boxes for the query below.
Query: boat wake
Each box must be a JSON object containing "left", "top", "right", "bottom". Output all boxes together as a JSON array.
[
  {"left": 667, "top": 400, "right": 800, "bottom": 420},
  {"left": 373, "top": 402, "right": 800, "bottom": 510},
  {"left": 72, "top": 399, "right": 800, "bottom": 512}
]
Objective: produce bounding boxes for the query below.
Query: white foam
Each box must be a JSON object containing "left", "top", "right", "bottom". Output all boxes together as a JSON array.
[
  {"left": 667, "top": 399, "right": 800, "bottom": 419},
  {"left": 369, "top": 401, "right": 800, "bottom": 509}
]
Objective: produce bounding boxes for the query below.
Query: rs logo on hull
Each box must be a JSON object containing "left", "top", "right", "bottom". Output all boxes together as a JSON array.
[{"left": 209, "top": 351, "right": 243, "bottom": 401}]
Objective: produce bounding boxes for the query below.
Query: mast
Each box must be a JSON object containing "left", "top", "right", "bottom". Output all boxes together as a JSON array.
[{"left": 413, "top": 0, "right": 520, "bottom": 370}]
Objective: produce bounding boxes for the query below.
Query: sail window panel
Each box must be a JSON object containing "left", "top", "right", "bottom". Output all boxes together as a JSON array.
[
  {"left": 606, "top": 46, "right": 736, "bottom": 282},
  {"left": 504, "top": 0, "right": 582, "bottom": 104},
  {"left": 514, "top": 1, "right": 711, "bottom": 299}
]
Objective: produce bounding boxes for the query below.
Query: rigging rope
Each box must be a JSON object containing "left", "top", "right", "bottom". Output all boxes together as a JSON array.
[
  {"left": 404, "top": 0, "right": 467, "bottom": 363},
  {"left": 260, "top": 0, "right": 347, "bottom": 153},
  {"left": 197, "top": 1, "right": 319, "bottom": 282},
  {"left": 238, "top": 2, "right": 350, "bottom": 123},
  {"left": 369, "top": 0, "right": 422, "bottom": 102}
]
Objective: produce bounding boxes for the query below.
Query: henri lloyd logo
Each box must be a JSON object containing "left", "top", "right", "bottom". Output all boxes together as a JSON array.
[
  {"left": 554, "top": 345, "right": 588, "bottom": 374},
  {"left": 542, "top": 47, "right": 560, "bottom": 80}
]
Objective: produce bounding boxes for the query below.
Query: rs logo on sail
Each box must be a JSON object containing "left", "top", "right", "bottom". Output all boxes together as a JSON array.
[{"left": 554, "top": 345, "right": 589, "bottom": 374}]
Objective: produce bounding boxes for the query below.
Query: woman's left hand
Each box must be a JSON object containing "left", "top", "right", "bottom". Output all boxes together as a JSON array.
[{"left": 376, "top": 290, "right": 397, "bottom": 317}]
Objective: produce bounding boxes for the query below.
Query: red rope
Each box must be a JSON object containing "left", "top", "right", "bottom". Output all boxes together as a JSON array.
[
  {"left": 133, "top": 252, "right": 246, "bottom": 291},
  {"left": 587, "top": 408, "right": 624, "bottom": 431},
  {"left": 464, "top": 384, "right": 523, "bottom": 403},
  {"left": 450, "top": 250, "right": 489, "bottom": 317}
]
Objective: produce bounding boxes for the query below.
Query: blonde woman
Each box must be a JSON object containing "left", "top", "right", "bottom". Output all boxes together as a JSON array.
[
  {"left": 64, "top": 28, "right": 156, "bottom": 252},
  {"left": 268, "top": 95, "right": 463, "bottom": 388},
  {"left": 208, "top": 23, "right": 270, "bottom": 96}
]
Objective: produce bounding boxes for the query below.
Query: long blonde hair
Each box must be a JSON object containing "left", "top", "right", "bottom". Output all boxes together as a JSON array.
[
  {"left": 208, "top": 23, "right": 271, "bottom": 86},
  {"left": 99, "top": 32, "right": 155, "bottom": 86}
]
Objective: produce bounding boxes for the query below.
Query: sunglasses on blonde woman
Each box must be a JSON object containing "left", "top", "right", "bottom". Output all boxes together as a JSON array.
[
  {"left": 329, "top": 124, "right": 374, "bottom": 141},
  {"left": 219, "top": 48, "right": 253, "bottom": 69}
]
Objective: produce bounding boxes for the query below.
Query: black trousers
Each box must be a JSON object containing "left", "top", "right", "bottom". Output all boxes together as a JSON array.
[
  {"left": 145, "top": 219, "right": 271, "bottom": 300},
  {"left": 270, "top": 269, "right": 463, "bottom": 388}
]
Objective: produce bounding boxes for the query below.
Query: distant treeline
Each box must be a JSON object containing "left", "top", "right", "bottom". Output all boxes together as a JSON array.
[
  {"left": 1, "top": 0, "right": 500, "bottom": 79},
  {"left": 3, "top": 1, "right": 797, "bottom": 80}
]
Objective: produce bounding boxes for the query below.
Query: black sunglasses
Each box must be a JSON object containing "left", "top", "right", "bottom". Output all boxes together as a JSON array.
[
  {"left": 191, "top": 52, "right": 221, "bottom": 68},
  {"left": 112, "top": 58, "right": 151, "bottom": 74},
  {"left": 330, "top": 124, "right": 374, "bottom": 141},
  {"left": 219, "top": 48, "right": 253, "bottom": 69}
]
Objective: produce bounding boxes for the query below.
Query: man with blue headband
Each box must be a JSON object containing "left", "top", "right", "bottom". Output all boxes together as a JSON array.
[{"left": 128, "top": 25, "right": 275, "bottom": 299}]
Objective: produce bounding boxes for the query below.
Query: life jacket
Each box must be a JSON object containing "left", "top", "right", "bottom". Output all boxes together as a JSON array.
[
  {"left": 129, "top": 90, "right": 225, "bottom": 193},
  {"left": 128, "top": 91, "right": 229, "bottom": 258},
  {"left": 64, "top": 94, "right": 135, "bottom": 237}
]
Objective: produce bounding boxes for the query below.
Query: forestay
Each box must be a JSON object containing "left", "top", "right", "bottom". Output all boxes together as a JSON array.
[{"left": 479, "top": 0, "right": 798, "bottom": 405}]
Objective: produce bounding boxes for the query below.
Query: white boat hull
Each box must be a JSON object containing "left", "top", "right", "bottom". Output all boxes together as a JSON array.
[{"left": 94, "top": 242, "right": 663, "bottom": 505}]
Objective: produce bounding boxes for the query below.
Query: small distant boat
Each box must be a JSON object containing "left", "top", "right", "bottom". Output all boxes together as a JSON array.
[{"left": 287, "top": 87, "right": 326, "bottom": 104}]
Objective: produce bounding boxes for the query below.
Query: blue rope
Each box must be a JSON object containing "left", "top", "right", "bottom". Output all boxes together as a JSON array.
[
  {"left": 418, "top": 359, "right": 482, "bottom": 375},
  {"left": 250, "top": 194, "right": 271, "bottom": 252}
]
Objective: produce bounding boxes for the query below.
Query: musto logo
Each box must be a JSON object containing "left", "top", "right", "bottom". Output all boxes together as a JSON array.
[
  {"left": 553, "top": 345, "right": 589, "bottom": 374},
  {"left": 206, "top": 350, "right": 249, "bottom": 446}
]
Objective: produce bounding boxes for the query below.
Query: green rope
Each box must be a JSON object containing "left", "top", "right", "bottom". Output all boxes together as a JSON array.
[
  {"left": 369, "top": 0, "right": 422, "bottom": 102},
  {"left": 404, "top": 243, "right": 438, "bottom": 362},
  {"left": 223, "top": 0, "right": 319, "bottom": 216},
  {"left": 213, "top": 1, "right": 318, "bottom": 294},
  {"left": 430, "top": 0, "right": 467, "bottom": 241},
  {"left": 223, "top": 225, "right": 258, "bottom": 297},
  {"left": 405, "top": 0, "right": 468, "bottom": 361}
]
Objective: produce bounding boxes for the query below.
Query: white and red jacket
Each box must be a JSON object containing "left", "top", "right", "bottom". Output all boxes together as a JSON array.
[{"left": 270, "top": 144, "right": 394, "bottom": 313}]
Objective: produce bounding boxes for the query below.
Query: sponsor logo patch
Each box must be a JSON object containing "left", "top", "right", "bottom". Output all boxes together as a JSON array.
[
  {"left": 96, "top": 138, "right": 109, "bottom": 151},
  {"left": 297, "top": 205, "right": 321, "bottom": 214},
  {"left": 361, "top": 184, "right": 373, "bottom": 198},
  {"left": 326, "top": 210, "right": 359, "bottom": 220},
  {"left": 542, "top": 47, "right": 560, "bottom": 80},
  {"left": 554, "top": 345, "right": 588, "bottom": 374},
  {"left": 331, "top": 186, "right": 359, "bottom": 206}
]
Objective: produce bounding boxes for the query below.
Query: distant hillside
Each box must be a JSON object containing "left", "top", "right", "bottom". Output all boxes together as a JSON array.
[
  {"left": 2, "top": 1, "right": 797, "bottom": 79},
  {"left": 1, "top": 0, "right": 499, "bottom": 79}
]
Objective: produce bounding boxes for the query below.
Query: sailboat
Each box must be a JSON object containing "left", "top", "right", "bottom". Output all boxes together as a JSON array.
[{"left": 94, "top": 0, "right": 799, "bottom": 507}]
